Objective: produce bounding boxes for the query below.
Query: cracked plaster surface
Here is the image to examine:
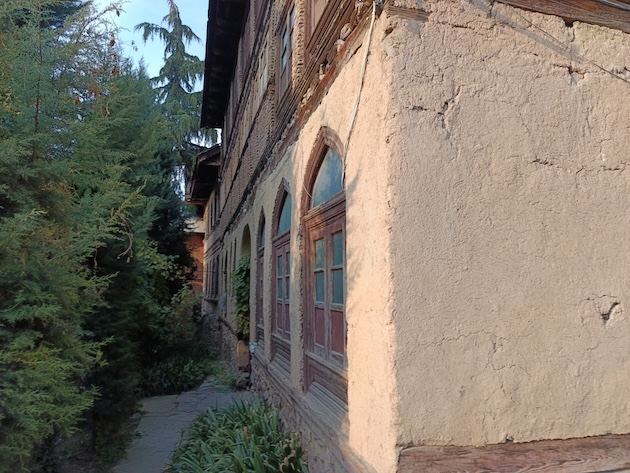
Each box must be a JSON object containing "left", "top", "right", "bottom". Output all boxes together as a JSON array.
[{"left": 380, "top": 0, "right": 630, "bottom": 452}]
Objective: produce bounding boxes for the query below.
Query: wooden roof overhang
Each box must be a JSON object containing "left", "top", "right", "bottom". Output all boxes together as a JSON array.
[
  {"left": 496, "top": 0, "right": 630, "bottom": 33},
  {"left": 185, "top": 144, "right": 222, "bottom": 204},
  {"left": 201, "top": 0, "right": 249, "bottom": 129}
]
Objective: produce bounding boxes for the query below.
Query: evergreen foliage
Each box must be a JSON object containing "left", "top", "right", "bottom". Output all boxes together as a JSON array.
[
  {"left": 231, "top": 257, "right": 251, "bottom": 340},
  {"left": 135, "top": 0, "right": 218, "bottom": 151},
  {"left": 0, "top": 0, "right": 206, "bottom": 469}
]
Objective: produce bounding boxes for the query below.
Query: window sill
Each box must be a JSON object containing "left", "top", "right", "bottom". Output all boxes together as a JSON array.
[
  {"left": 271, "top": 334, "right": 291, "bottom": 374},
  {"left": 305, "top": 352, "right": 347, "bottom": 404}
]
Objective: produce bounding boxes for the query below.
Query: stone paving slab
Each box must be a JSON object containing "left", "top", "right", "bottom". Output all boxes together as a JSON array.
[{"left": 112, "top": 378, "right": 251, "bottom": 473}]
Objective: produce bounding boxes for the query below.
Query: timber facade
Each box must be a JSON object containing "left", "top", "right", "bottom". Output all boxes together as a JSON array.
[{"left": 189, "top": 0, "right": 630, "bottom": 471}]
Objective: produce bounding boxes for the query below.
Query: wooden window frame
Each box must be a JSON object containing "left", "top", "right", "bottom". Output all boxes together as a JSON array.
[
  {"left": 213, "top": 256, "right": 219, "bottom": 299},
  {"left": 255, "top": 0, "right": 268, "bottom": 27},
  {"left": 306, "top": 0, "right": 334, "bottom": 50},
  {"left": 255, "top": 40, "right": 269, "bottom": 112},
  {"left": 277, "top": 4, "right": 295, "bottom": 98},
  {"left": 304, "top": 197, "right": 347, "bottom": 401},
  {"left": 497, "top": 0, "right": 630, "bottom": 35},
  {"left": 304, "top": 0, "right": 354, "bottom": 68},
  {"left": 256, "top": 212, "right": 266, "bottom": 343},
  {"left": 302, "top": 127, "right": 347, "bottom": 404},
  {"left": 271, "top": 181, "right": 292, "bottom": 369}
]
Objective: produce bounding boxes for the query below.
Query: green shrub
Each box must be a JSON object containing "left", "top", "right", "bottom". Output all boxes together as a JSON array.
[
  {"left": 168, "top": 399, "right": 308, "bottom": 473},
  {"left": 139, "top": 287, "right": 212, "bottom": 396},
  {"left": 231, "top": 257, "right": 250, "bottom": 340},
  {"left": 141, "top": 355, "right": 213, "bottom": 396}
]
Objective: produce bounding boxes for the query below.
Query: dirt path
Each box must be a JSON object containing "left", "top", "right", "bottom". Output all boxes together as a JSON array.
[{"left": 112, "top": 378, "right": 251, "bottom": 473}]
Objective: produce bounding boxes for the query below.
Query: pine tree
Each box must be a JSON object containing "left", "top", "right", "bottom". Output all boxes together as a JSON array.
[
  {"left": 0, "top": 0, "right": 208, "bottom": 468},
  {"left": 135, "top": 0, "right": 217, "bottom": 149},
  {"left": 0, "top": 0, "right": 145, "bottom": 469}
]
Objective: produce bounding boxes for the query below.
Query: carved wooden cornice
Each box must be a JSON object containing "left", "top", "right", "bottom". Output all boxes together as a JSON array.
[{"left": 496, "top": 0, "right": 630, "bottom": 33}]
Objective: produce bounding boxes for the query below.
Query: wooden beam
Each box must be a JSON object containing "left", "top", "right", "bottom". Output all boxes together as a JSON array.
[
  {"left": 497, "top": 0, "right": 630, "bottom": 33},
  {"left": 398, "top": 434, "right": 630, "bottom": 473}
]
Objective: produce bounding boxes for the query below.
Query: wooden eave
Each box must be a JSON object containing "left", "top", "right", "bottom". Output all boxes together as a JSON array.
[
  {"left": 201, "top": 0, "right": 249, "bottom": 129},
  {"left": 185, "top": 144, "right": 221, "bottom": 204},
  {"left": 496, "top": 0, "right": 630, "bottom": 33}
]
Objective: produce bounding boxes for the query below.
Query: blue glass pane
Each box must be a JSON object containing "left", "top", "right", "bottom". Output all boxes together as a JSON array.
[
  {"left": 277, "top": 279, "right": 283, "bottom": 299},
  {"left": 286, "top": 252, "right": 290, "bottom": 301},
  {"left": 277, "top": 256, "right": 283, "bottom": 299},
  {"left": 312, "top": 149, "right": 343, "bottom": 208},
  {"left": 332, "top": 269, "right": 344, "bottom": 304},
  {"left": 315, "top": 272, "right": 324, "bottom": 302},
  {"left": 332, "top": 231, "right": 343, "bottom": 266},
  {"left": 278, "top": 194, "right": 292, "bottom": 234},
  {"left": 315, "top": 239, "right": 324, "bottom": 269},
  {"left": 259, "top": 220, "right": 265, "bottom": 248}
]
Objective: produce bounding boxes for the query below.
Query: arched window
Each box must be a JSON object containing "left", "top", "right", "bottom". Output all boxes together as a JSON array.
[
  {"left": 303, "top": 128, "right": 346, "bottom": 403},
  {"left": 272, "top": 182, "right": 292, "bottom": 369},
  {"left": 256, "top": 212, "right": 266, "bottom": 344}
]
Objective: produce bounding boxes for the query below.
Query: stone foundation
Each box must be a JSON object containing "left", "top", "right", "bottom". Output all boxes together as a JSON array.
[{"left": 250, "top": 351, "right": 377, "bottom": 473}]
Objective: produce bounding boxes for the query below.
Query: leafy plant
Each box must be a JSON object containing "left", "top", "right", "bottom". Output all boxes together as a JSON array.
[
  {"left": 141, "top": 354, "right": 212, "bottom": 396},
  {"left": 168, "top": 399, "right": 309, "bottom": 473},
  {"left": 138, "top": 287, "right": 210, "bottom": 396},
  {"left": 231, "top": 257, "right": 251, "bottom": 340}
]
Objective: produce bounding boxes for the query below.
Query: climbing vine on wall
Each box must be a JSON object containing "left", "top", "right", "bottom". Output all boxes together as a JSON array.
[{"left": 231, "top": 257, "right": 251, "bottom": 340}]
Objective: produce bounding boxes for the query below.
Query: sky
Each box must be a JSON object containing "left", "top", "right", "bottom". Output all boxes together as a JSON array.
[{"left": 98, "top": 0, "right": 207, "bottom": 82}]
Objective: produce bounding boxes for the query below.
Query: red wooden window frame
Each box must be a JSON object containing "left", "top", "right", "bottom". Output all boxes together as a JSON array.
[
  {"left": 274, "top": 234, "right": 291, "bottom": 341},
  {"left": 256, "top": 214, "right": 266, "bottom": 343},
  {"left": 304, "top": 197, "right": 346, "bottom": 402},
  {"left": 272, "top": 186, "right": 292, "bottom": 368},
  {"left": 302, "top": 128, "right": 347, "bottom": 404}
]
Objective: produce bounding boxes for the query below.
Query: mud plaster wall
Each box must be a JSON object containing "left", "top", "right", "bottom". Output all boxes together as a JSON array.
[
  {"left": 385, "top": 0, "right": 630, "bottom": 449},
  {"left": 246, "top": 21, "right": 398, "bottom": 472}
]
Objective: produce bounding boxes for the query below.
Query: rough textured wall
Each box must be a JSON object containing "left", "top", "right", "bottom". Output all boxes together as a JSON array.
[
  {"left": 385, "top": 0, "right": 630, "bottom": 449},
  {"left": 243, "top": 18, "right": 399, "bottom": 470}
]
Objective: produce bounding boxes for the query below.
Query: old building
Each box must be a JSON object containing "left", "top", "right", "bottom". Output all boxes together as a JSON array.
[{"left": 192, "top": 0, "right": 630, "bottom": 471}]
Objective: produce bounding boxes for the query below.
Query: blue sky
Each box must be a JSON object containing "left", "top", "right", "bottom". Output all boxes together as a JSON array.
[{"left": 99, "top": 0, "right": 207, "bottom": 82}]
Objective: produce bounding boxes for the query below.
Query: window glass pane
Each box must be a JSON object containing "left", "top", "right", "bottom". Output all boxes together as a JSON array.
[
  {"left": 315, "top": 308, "right": 325, "bottom": 346},
  {"left": 276, "top": 303, "right": 284, "bottom": 332},
  {"left": 315, "top": 238, "right": 324, "bottom": 269},
  {"left": 286, "top": 252, "right": 290, "bottom": 301},
  {"left": 277, "top": 255, "right": 283, "bottom": 299},
  {"left": 259, "top": 219, "right": 265, "bottom": 248},
  {"left": 278, "top": 194, "right": 292, "bottom": 234},
  {"left": 331, "top": 310, "right": 345, "bottom": 355},
  {"left": 332, "top": 268, "right": 344, "bottom": 304},
  {"left": 332, "top": 231, "right": 343, "bottom": 266},
  {"left": 312, "top": 149, "right": 343, "bottom": 208},
  {"left": 281, "top": 32, "right": 287, "bottom": 69},
  {"left": 315, "top": 272, "right": 324, "bottom": 302}
]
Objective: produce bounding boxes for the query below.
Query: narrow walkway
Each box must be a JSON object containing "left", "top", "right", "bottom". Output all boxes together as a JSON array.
[{"left": 113, "top": 377, "right": 251, "bottom": 473}]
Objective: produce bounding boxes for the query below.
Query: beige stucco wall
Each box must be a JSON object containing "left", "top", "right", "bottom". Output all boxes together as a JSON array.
[
  {"left": 385, "top": 0, "right": 630, "bottom": 451},
  {"left": 245, "top": 17, "right": 399, "bottom": 470},
  {"left": 211, "top": 1, "right": 630, "bottom": 471}
]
